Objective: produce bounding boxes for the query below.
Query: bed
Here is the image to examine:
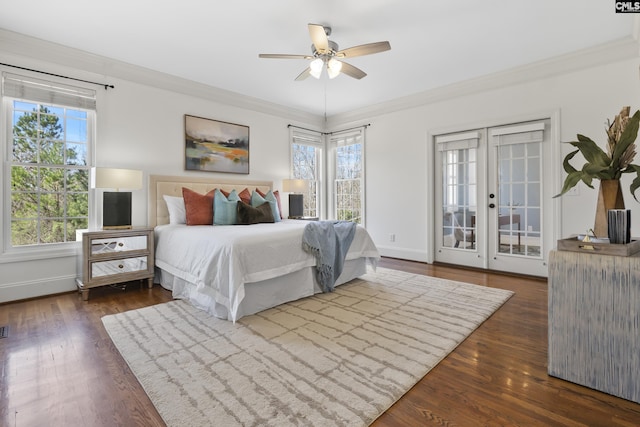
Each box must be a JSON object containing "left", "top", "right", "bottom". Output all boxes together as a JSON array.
[{"left": 148, "top": 175, "right": 380, "bottom": 321}]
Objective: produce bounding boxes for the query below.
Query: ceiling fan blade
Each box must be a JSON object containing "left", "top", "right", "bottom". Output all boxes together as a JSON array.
[
  {"left": 295, "top": 67, "right": 312, "bottom": 81},
  {"left": 337, "top": 41, "right": 391, "bottom": 58},
  {"left": 259, "top": 54, "right": 311, "bottom": 60},
  {"left": 339, "top": 61, "right": 367, "bottom": 80},
  {"left": 308, "top": 24, "right": 329, "bottom": 53}
]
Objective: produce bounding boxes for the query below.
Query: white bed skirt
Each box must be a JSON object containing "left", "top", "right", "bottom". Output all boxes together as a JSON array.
[{"left": 155, "top": 258, "right": 368, "bottom": 320}]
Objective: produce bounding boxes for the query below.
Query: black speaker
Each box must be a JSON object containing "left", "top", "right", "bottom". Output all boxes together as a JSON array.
[
  {"left": 288, "top": 193, "right": 304, "bottom": 218},
  {"left": 103, "top": 191, "right": 132, "bottom": 229}
]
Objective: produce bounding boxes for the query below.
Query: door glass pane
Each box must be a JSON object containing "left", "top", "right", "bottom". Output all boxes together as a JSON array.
[
  {"left": 512, "top": 183, "right": 525, "bottom": 206},
  {"left": 497, "top": 142, "right": 542, "bottom": 257},
  {"left": 527, "top": 158, "right": 540, "bottom": 181},
  {"left": 512, "top": 159, "right": 525, "bottom": 182},
  {"left": 442, "top": 148, "right": 477, "bottom": 250}
]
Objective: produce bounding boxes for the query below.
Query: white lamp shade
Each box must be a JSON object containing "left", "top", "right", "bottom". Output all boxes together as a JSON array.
[
  {"left": 91, "top": 167, "right": 142, "bottom": 190},
  {"left": 282, "top": 179, "right": 308, "bottom": 193},
  {"left": 309, "top": 58, "right": 323, "bottom": 79},
  {"left": 327, "top": 58, "right": 342, "bottom": 79}
]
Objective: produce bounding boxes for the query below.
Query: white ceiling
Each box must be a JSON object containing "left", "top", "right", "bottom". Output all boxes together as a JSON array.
[{"left": 0, "top": 1, "right": 637, "bottom": 117}]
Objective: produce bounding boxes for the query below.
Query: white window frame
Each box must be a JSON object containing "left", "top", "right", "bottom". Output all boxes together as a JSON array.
[
  {"left": 329, "top": 127, "right": 366, "bottom": 225},
  {"left": 2, "top": 71, "right": 96, "bottom": 256},
  {"left": 289, "top": 128, "right": 324, "bottom": 219}
]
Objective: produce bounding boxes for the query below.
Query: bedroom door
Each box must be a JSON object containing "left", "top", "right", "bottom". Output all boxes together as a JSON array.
[
  {"left": 434, "top": 119, "right": 552, "bottom": 277},
  {"left": 434, "top": 130, "right": 487, "bottom": 269}
]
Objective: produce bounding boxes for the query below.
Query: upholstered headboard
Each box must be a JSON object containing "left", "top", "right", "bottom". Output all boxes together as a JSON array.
[{"left": 148, "top": 174, "right": 273, "bottom": 227}]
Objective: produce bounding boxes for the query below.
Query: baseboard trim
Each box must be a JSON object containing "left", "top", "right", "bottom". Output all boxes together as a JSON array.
[
  {"left": 0, "top": 275, "right": 76, "bottom": 304},
  {"left": 376, "top": 246, "right": 428, "bottom": 263}
]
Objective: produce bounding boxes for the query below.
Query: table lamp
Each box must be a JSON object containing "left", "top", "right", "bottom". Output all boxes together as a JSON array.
[
  {"left": 91, "top": 167, "right": 143, "bottom": 229},
  {"left": 282, "top": 179, "right": 308, "bottom": 219}
]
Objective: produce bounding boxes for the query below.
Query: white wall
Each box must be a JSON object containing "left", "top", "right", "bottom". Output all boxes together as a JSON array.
[
  {"left": 96, "top": 77, "right": 300, "bottom": 227},
  {"left": 333, "top": 57, "right": 640, "bottom": 262},
  {"left": 0, "top": 40, "right": 321, "bottom": 302},
  {"left": 2, "top": 32, "right": 640, "bottom": 302}
]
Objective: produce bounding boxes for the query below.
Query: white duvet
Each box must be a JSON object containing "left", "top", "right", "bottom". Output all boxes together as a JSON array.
[{"left": 154, "top": 220, "right": 379, "bottom": 321}]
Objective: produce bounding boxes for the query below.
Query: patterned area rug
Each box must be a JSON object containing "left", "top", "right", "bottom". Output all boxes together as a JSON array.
[{"left": 102, "top": 267, "right": 513, "bottom": 427}]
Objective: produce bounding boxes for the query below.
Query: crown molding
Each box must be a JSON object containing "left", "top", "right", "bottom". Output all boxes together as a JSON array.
[
  {"left": 0, "top": 29, "right": 323, "bottom": 127},
  {"left": 328, "top": 36, "right": 640, "bottom": 127},
  {"left": 3, "top": 28, "right": 639, "bottom": 131}
]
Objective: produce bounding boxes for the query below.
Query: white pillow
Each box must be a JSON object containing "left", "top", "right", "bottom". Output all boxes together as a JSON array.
[{"left": 163, "top": 195, "right": 186, "bottom": 224}]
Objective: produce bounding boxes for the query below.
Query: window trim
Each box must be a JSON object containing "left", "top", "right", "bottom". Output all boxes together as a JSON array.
[
  {"left": 289, "top": 127, "right": 325, "bottom": 219},
  {"left": 2, "top": 71, "right": 96, "bottom": 257},
  {"left": 329, "top": 127, "right": 366, "bottom": 225}
]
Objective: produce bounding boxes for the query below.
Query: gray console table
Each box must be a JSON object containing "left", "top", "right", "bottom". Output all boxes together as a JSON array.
[{"left": 548, "top": 249, "right": 640, "bottom": 403}]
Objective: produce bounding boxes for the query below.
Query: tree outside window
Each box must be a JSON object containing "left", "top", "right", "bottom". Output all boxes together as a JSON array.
[
  {"left": 10, "top": 102, "right": 89, "bottom": 246},
  {"left": 292, "top": 143, "right": 320, "bottom": 217},
  {"left": 333, "top": 131, "right": 364, "bottom": 224},
  {"left": 291, "top": 129, "right": 323, "bottom": 218}
]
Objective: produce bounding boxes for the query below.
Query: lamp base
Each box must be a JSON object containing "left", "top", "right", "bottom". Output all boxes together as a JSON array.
[
  {"left": 288, "top": 193, "right": 304, "bottom": 218},
  {"left": 102, "top": 225, "right": 133, "bottom": 230},
  {"left": 103, "top": 192, "right": 132, "bottom": 229}
]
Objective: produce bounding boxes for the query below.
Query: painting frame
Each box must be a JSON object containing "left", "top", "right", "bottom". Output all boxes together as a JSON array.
[{"left": 184, "top": 114, "right": 250, "bottom": 174}]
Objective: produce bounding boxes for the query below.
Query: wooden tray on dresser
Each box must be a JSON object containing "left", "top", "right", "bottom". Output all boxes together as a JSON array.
[{"left": 557, "top": 236, "right": 640, "bottom": 256}]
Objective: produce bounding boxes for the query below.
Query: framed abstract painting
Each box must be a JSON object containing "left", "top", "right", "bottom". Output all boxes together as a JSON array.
[{"left": 184, "top": 115, "right": 250, "bottom": 174}]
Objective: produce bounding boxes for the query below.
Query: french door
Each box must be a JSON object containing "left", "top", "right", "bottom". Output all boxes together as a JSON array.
[{"left": 434, "top": 119, "right": 553, "bottom": 277}]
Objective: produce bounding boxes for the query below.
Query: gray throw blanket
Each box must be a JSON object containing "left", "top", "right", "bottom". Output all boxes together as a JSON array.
[{"left": 302, "top": 220, "right": 357, "bottom": 292}]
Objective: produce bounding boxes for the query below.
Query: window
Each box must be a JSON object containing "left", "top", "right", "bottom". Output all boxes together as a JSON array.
[
  {"left": 290, "top": 129, "right": 323, "bottom": 218},
  {"left": 330, "top": 129, "right": 365, "bottom": 224},
  {"left": 3, "top": 73, "right": 95, "bottom": 247}
]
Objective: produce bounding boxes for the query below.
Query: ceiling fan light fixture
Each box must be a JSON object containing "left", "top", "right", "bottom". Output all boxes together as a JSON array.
[
  {"left": 309, "top": 58, "right": 323, "bottom": 79},
  {"left": 327, "top": 58, "right": 342, "bottom": 79},
  {"left": 258, "top": 24, "right": 391, "bottom": 82}
]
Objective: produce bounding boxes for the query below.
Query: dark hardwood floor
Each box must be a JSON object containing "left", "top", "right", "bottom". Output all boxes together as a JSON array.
[{"left": 1, "top": 258, "right": 639, "bottom": 426}]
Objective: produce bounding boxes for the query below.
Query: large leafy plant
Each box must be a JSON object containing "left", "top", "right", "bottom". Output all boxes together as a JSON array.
[{"left": 555, "top": 106, "right": 640, "bottom": 201}]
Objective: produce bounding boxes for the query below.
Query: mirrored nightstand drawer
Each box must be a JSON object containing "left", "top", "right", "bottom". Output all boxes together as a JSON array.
[
  {"left": 90, "top": 235, "right": 148, "bottom": 255},
  {"left": 90, "top": 256, "right": 149, "bottom": 279}
]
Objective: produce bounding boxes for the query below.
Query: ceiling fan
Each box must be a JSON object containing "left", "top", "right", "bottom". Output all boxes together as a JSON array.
[{"left": 259, "top": 24, "right": 391, "bottom": 81}]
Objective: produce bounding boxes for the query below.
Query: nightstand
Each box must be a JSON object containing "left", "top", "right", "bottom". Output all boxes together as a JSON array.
[{"left": 76, "top": 227, "right": 155, "bottom": 301}]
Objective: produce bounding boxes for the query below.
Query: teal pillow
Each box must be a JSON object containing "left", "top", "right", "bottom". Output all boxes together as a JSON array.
[
  {"left": 214, "top": 189, "right": 241, "bottom": 225},
  {"left": 251, "top": 190, "right": 281, "bottom": 222}
]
